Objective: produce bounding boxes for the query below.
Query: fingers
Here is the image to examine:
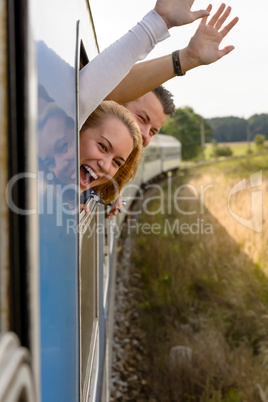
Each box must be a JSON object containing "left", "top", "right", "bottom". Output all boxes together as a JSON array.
[
  {"left": 204, "top": 3, "right": 238, "bottom": 38},
  {"left": 80, "top": 204, "right": 89, "bottom": 213},
  {"left": 191, "top": 9, "right": 210, "bottom": 23},
  {"left": 208, "top": 3, "right": 226, "bottom": 27},
  {"left": 199, "top": 4, "right": 212, "bottom": 26},
  {"left": 215, "top": 6, "right": 231, "bottom": 31},
  {"left": 106, "top": 209, "right": 118, "bottom": 219},
  {"left": 220, "top": 16, "right": 239, "bottom": 38},
  {"left": 219, "top": 45, "right": 235, "bottom": 58},
  {"left": 206, "top": 4, "right": 213, "bottom": 12},
  {"left": 106, "top": 206, "right": 121, "bottom": 219},
  {"left": 106, "top": 198, "right": 127, "bottom": 219}
]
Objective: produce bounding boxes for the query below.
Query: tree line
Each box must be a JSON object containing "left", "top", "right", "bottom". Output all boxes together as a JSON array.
[
  {"left": 161, "top": 107, "right": 268, "bottom": 160},
  {"left": 207, "top": 113, "right": 268, "bottom": 143}
]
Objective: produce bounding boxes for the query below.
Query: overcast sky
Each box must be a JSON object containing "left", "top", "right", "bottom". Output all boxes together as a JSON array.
[{"left": 90, "top": 0, "right": 268, "bottom": 120}]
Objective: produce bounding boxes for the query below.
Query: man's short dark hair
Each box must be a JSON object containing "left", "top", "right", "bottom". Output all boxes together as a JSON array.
[{"left": 152, "top": 85, "right": 175, "bottom": 117}]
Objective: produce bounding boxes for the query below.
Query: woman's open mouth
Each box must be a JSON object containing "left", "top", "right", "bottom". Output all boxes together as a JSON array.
[{"left": 80, "top": 164, "right": 99, "bottom": 188}]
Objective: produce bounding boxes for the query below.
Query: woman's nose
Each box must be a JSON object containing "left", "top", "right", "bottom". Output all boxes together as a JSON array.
[{"left": 98, "top": 158, "right": 111, "bottom": 175}]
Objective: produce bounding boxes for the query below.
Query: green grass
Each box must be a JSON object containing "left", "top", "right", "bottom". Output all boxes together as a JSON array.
[
  {"left": 130, "top": 154, "right": 268, "bottom": 401},
  {"left": 204, "top": 141, "right": 268, "bottom": 161},
  {"left": 189, "top": 152, "right": 268, "bottom": 180}
]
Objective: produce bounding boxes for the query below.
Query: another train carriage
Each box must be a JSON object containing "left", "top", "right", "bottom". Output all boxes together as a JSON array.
[
  {"left": 116, "top": 133, "right": 181, "bottom": 229},
  {"left": 142, "top": 134, "right": 181, "bottom": 184},
  {"left": 161, "top": 135, "right": 182, "bottom": 173},
  {"left": 141, "top": 137, "right": 162, "bottom": 184},
  {"left": 152, "top": 133, "right": 182, "bottom": 174}
]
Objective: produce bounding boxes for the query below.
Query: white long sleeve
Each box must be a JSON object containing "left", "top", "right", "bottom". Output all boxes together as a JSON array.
[{"left": 79, "top": 10, "right": 169, "bottom": 129}]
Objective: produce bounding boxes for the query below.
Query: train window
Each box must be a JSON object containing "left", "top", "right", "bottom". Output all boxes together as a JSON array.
[
  {"left": 80, "top": 41, "right": 89, "bottom": 69},
  {"left": 163, "top": 146, "right": 181, "bottom": 159},
  {"left": 156, "top": 148, "right": 161, "bottom": 159},
  {"left": 144, "top": 147, "right": 157, "bottom": 162},
  {"left": 102, "top": 214, "right": 110, "bottom": 308},
  {"left": 78, "top": 39, "right": 100, "bottom": 401},
  {"left": 102, "top": 206, "right": 116, "bottom": 309},
  {"left": 79, "top": 206, "right": 99, "bottom": 400}
]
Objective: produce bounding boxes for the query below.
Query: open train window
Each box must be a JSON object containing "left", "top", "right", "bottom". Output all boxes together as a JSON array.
[
  {"left": 79, "top": 207, "right": 99, "bottom": 401},
  {"left": 102, "top": 210, "right": 114, "bottom": 309},
  {"left": 77, "top": 38, "right": 100, "bottom": 401},
  {"left": 80, "top": 41, "right": 89, "bottom": 69}
]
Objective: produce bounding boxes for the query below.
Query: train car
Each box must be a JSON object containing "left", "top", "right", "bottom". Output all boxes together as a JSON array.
[
  {"left": 116, "top": 133, "right": 181, "bottom": 228},
  {"left": 0, "top": 0, "right": 107, "bottom": 400},
  {"left": 142, "top": 138, "right": 162, "bottom": 184},
  {"left": 158, "top": 134, "right": 182, "bottom": 174},
  {"left": 0, "top": 1, "right": 182, "bottom": 400},
  {"left": 142, "top": 134, "right": 181, "bottom": 184}
]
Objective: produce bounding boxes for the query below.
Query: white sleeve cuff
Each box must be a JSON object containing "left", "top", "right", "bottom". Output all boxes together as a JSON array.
[{"left": 137, "top": 9, "right": 170, "bottom": 58}]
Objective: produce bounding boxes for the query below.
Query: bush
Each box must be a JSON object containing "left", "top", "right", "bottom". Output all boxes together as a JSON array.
[
  {"left": 212, "top": 145, "right": 233, "bottom": 157},
  {"left": 254, "top": 133, "right": 266, "bottom": 147}
]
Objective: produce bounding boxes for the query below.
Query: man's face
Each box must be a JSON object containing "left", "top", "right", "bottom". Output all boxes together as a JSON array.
[{"left": 126, "top": 92, "right": 167, "bottom": 147}]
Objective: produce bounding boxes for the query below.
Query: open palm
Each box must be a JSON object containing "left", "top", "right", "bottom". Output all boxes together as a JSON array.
[{"left": 186, "top": 4, "right": 239, "bottom": 66}]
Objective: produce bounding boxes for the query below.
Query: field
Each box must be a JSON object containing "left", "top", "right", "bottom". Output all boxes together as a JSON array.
[
  {"left": 130, "top": 153, "right": 268, "bottom": 401},
  {"left": 204, "top": 141, "right": 268, "bottom": 160}
]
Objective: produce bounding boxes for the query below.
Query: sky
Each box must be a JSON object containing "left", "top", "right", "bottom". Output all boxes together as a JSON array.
[{"left": 89, "top": 0, "right": 268, "bottom": 120}]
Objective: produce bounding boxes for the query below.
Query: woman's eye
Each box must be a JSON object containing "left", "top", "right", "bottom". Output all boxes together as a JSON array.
[
  {"left": 99, "top": 143, "right": 107, "bottom": 152},
  {"left": 138, "top": 115, "right": 145, "bottom": 123},
  {"left": 113, "top": 159, "right": 121, "bottom": 168}
]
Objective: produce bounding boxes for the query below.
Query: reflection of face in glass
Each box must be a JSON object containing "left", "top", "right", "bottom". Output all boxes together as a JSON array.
[
  {"left": 79, "top": 117, "right": 133, "bottom": 192},
  {"left": 38, "top": 101, "right": 75, "bottom": 184}
]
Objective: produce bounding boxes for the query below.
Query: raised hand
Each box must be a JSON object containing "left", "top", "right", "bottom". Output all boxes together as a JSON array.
[
  {"left": 180, "top": 3, "right": 239, "bottom": 71},
  {"left": 154, "top": 0, "right": 210, "bottom": 29}
]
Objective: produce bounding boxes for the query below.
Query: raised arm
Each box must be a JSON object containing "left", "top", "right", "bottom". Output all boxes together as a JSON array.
[
  {"left": 79, "top": 9, "right": 169, "bottom": 129},
  {"left": 106, "top": 3, "right": 238, "bottom": 105},
  {"left": 79, "top": 0, "right": 210, "bottom": 129}
]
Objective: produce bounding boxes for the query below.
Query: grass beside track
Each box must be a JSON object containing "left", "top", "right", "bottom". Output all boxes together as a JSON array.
[
  {"left": 131, "top": 154, "right": 268, "bottom": 401},
  {"left": 204, "top": 141, "right": 268, "bottom": 160}
]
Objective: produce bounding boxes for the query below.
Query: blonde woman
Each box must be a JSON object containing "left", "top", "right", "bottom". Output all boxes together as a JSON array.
[{"left": 80, "top": 101, "right": 143, "bottom": 206}]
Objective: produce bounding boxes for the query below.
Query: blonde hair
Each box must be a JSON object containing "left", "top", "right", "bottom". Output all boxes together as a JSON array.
[{"left": 81, "top": 101, "right": 143, "bottom": 204}]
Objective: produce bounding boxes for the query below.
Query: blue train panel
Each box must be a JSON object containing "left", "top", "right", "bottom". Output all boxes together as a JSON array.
[{"left": 32, "top": 1, "right": 79, "bottom": 400}]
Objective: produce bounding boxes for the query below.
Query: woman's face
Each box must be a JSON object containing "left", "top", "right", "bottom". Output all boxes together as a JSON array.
[{"left": 80, "top": 117, "right": 134, "bottom": 191}]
